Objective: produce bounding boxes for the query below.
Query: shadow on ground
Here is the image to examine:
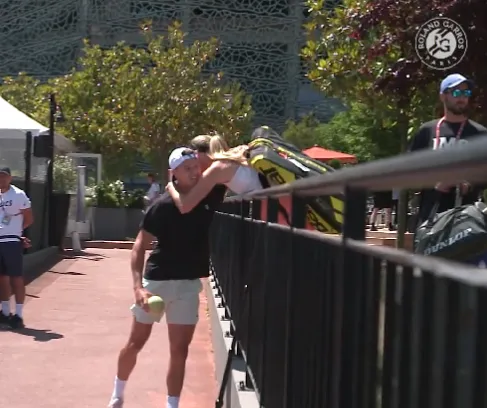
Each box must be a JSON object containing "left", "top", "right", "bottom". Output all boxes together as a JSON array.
[
  {"left": 0, "top": 326, "right": 64, "bottom": 342},
  {"left": 14, "top": 327, "right": 64, "bottom": 342},
  {"left": 62, "top": 250, "right": 107, "bottom": 261},
  {"left": 49, "top": 270, "right": 86, "bottom": 276},
  {"left": 24, "top": 252, "right": 63, "bottom": 286}
]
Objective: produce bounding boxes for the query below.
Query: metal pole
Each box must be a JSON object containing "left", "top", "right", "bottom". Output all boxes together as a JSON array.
[
  {"left": 23, "top": 132, "right": 32, "bottom": 246},
  {"left": 24, "top": 132, "right": 32, "bottom": 205},
  {"left": 46, "top": 94, "right": 56, "bottom": 245},
  {"left": 72, "top": 166, "right": 86, "bottom": 252}
]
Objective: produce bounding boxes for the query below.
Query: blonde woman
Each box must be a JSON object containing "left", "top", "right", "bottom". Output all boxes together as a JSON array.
[{"left": 166, "top": 134, "right": 262, "bottom": 213}]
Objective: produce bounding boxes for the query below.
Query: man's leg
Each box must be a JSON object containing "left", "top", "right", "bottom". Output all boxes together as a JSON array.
[
  {"left": 117, "top": 319, "right": 153, "bottom": 380},
  {"left": 0, "top": 270, "right": 11, "bottom": 326},
  {"left": 108, "top": 278, "right": 161, "bottom": 408},
  {"left": 370, "top": 208, "right": 378, "bottom": 230},
  {"left": 165, "top": 280, "right": 201, "bottom": 408},
  {"left": 166, "top": 323, "right": 197, "bottom": 405},
  {"left": 3, "top": 242, "right": 24, "bottom": 328}
]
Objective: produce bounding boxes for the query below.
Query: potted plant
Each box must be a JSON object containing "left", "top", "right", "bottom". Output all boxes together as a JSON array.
[
  {"left": 91, "top": 180, "right": 127, "bottom": 240},
  {"left": 125, "top": 189, "right": 145, "bottom": 238},
  {"left": 50, "top": 155, "right": 76, "bottom": 247}
]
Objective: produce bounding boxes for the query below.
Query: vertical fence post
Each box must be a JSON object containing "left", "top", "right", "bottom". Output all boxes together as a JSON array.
[
  {"left": 243, "top": 198, "right": 261, "bottom": 390},
  {"left": 283, "top": 193, "right": 307, "bottom": 408},
  {"left": 330, "top": 186, "right": 367, "bottom": 408},
  {"left": 259, "top": 197, "right": 279, "bottom": 404}
]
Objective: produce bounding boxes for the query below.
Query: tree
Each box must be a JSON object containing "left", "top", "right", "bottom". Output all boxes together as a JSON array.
[
  {"left": 0, "top": 73, "right": 50, "bottom": 123},
  {"left": 114, "top": 22, "right": 253, "bottom": 177},
  {"left": 305, "top": 0, "right": 487, "bottom": 131},
  {"left": 282, "top": 114, "right": 321, "bottom": 149},
  {"left": 355, "top": 0, "right": 487, "bottom": 122},
  {"left": 1, "top": 22, "right": 253, "bottom": 181},
  {"left": 303, "top": 0, "right": 440, "bottom": 148},
  {"left": 315, "top": 102, "right": 401, "bottom": 162}
]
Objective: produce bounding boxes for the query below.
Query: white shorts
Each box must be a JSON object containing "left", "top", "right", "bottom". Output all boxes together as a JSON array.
[{"left": 131, "top": 278, "right": 202, "bottom": 325}]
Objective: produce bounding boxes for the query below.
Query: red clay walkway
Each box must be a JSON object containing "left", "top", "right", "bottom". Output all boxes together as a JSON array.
[{"left": 0, "top": 249, "right": 216, "bottom": 408}]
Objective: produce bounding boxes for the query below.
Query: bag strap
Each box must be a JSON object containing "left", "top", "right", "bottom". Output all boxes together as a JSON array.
[{"left": 429, "top": 118, "right": 466, "bottom": 220}]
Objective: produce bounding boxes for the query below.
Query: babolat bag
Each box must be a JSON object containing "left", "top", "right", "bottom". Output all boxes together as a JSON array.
[
  {"left": 414, "top": 199, "right": 487, "bottom": 261},
  {"left": 246, "top": 126, "right": 344, "bottom": 234}
]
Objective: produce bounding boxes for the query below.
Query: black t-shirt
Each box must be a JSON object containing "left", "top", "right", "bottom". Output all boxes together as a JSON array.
[
  {"left": 409, "top": 118, "right": 487, "bottom": 222},
  {"left": 142, "top": 185, "right": 226, "bottom": 281}
]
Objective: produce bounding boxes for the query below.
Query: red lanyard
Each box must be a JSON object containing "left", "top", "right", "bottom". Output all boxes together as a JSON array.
[{"left": 435, "top": 117, "right": 466, "bottom": 149}]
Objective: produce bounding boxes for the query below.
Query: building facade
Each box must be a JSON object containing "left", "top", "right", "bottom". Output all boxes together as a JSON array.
[{"left": 0, "top": 0, "right": 340, "bottom": 130}]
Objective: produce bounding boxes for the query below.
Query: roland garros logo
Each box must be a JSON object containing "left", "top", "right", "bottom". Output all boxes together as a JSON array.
[{"left": 415, "top": 17, "right": 468, "bottom": 70}]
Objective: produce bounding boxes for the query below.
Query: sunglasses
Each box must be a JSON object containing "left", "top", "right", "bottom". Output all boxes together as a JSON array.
[
  {"left": 449, "top": 89, "right": 472, "bottom": 98},
  {"left": 181, "top": 148, "right": 197, "bottom": 158}
]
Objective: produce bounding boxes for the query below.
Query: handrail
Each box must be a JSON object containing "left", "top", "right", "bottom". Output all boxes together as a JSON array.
[{"left": 225, "top": 136, "right": 487, "bottom": 201}]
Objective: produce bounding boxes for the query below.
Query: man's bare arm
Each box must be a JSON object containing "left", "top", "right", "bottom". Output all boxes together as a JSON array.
[
  {"left": 131, "top": 229, "right": 154, "bottom": 290},
  {"left": 20, "top": 207, "right": 34, "bottom": 229}
]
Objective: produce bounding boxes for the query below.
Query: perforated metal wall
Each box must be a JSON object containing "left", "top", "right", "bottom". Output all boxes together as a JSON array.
[{"left": 0, "top": 0, "right": 338, "bottom": 129}]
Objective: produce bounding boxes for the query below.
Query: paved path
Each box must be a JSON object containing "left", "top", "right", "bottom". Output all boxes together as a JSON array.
[{"left": 0, "top": 249, "right": 216, "bottom": 408}]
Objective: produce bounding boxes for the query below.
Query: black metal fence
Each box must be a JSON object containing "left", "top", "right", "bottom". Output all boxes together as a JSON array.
[{"left": 209, "top": 138, "right": 487, "bottom": 408}]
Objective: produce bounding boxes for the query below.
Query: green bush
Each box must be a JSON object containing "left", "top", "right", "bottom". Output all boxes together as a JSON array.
[
  {"left": 125, "top": 189, "right": 145, "bottom": 209},
  {"left": 92, "top": 181, "right": 126, "bottom": 208},
  {"left": 53, "top": 155, "right": 77, "bottom": 193}
]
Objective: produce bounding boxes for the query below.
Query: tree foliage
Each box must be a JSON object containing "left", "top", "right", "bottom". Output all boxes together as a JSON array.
[
  {"left": 282, "top": 114, "right": 321, "bottom": 149},
  {"left": 1, "top": 22, "right": 253, "bottom": 180},
  {"left": 315, "top": 102, "right": 401, "bottom": 162},
  {"left": 304, "top": 0, "right": 487, "bottom": 129},
  {"left": 283, "top": 103, "right": 401, "bottom": 162},
  {"left": 355, "top": 0, "right": 487, "bottom": 119}
]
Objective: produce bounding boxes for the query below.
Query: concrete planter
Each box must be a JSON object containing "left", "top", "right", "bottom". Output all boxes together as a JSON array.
[
  {"left": 125, "top": 208, "right": 144, "bottom": 239},
  {"left": 92, "top": 207, "right": 127, "bottom": 240}
]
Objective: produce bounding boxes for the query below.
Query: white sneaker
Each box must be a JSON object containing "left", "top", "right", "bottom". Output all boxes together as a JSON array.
[{"left": 107, "top": 398, "right": 124, "bottom": 408}]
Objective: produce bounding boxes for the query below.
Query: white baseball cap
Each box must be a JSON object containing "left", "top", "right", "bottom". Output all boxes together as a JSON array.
[{"left": 168, "top": 147, "right": 197, "bottom": 170}]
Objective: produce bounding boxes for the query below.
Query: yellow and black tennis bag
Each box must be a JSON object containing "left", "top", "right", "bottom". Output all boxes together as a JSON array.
[{"left": 247, "top": 126, "right": 344, "bottom": 234}]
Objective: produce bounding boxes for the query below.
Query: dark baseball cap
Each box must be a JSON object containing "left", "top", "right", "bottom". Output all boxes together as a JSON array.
[{"left": 0, "top": 167, "right": 11, "bottom": 175}]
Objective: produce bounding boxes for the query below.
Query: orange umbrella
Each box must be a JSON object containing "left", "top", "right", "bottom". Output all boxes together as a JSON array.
[{"left": 303, "top": 145, "right": 357, "bottom": 164}]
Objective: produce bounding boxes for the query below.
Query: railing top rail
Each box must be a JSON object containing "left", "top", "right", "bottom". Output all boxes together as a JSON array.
[{"left": 225, "top": 136, "right": 487, "bottom": 201}]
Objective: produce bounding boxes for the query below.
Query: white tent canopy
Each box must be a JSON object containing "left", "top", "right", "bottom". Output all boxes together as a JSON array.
[{"left": 0, "top": 96, "right": 76, "bottom": 152}]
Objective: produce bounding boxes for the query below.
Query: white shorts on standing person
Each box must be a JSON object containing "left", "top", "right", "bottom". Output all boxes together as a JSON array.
[{"left": 0, "top": 167, "right": 34, "bottom": 330}]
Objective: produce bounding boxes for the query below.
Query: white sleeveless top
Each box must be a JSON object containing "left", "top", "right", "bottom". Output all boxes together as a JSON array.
[{"left": 225, "top": 165, "right": 262, "bottom": 194}]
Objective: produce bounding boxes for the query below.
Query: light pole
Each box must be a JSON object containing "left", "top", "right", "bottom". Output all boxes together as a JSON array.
[{"left": 46, "top": 93, "right": 65, "bottom": 246}]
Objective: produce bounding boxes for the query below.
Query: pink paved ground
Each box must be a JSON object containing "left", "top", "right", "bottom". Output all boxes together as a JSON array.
[{"left": 0, "top": 249, "right": 216, "bottom": 408}]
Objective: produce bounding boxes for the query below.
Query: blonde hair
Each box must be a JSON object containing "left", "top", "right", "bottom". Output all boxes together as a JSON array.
[
  {"left": 211, "top": 135, "right": 248, "bottom": 165},
  {"left": 191, "top": 134, "right": 248, "bottom": 165}
]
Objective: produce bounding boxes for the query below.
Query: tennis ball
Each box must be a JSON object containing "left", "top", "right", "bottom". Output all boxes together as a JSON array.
[{"left": 148, "top": 296, "right": 165, "bottom": 317}]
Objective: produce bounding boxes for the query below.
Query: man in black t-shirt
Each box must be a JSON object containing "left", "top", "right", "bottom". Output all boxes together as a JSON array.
[
  {"left": 108, "top": 147, "right": 226, "bottom": 408},
  {"left": 409, "top": 73, "right": 487, "bottom": 225}
]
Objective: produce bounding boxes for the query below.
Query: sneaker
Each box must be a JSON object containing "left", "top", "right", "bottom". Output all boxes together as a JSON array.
[
  {"left": 9, "top": 314, "right": 24, "bottom": 330},
  {"left": 107, "top": 398, "right": 124, "bottom": 408},
  {"left": 370, "top": 225, "right": 378, "bottom": 232},
  {"left": 0, "top": 313, "right": 11, "bottom": 328}
]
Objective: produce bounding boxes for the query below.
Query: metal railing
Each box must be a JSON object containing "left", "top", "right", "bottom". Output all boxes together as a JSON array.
[{"left": 209, "top": 138, "right": 487, "bottom": 408}]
